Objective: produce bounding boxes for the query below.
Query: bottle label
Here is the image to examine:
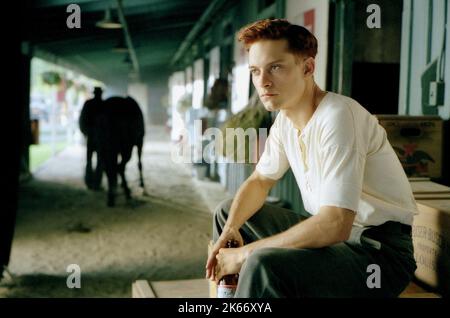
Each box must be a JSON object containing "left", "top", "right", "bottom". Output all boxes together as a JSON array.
[{"left": 217, "top": 285, "right": 236, "bottom": 298}]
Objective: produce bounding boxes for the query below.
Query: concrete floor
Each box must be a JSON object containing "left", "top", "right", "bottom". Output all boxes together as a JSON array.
[{"left": 1, "top": 126, "right": 229, "bottom": 297}]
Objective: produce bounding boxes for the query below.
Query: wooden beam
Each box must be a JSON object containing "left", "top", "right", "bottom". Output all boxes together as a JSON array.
[{"left": 132, "top": 280, "right": 156, "bottom": 298}]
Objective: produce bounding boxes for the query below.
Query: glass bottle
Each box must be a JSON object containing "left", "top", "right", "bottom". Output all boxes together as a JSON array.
[{"left": 217, "top": 239, "right": 239, "bottom": 298}]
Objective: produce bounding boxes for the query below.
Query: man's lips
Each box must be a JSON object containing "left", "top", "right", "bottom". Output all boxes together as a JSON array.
[{"left": 261, "top": 93, "right": 278, "bottom": 97}]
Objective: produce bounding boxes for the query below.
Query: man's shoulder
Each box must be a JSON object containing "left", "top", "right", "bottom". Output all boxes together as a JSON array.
[
  {"left": 316, "top": 93, "right": 353, "bottom": 123},
  {"left": 326, "top": 92, "right": 371, "bottom": 113},
  {"left": 318, "top": 92, "right": 370, "bottom": 124},
  {"left": 322, "top": 92, "right": 354, "bottom": 110}
]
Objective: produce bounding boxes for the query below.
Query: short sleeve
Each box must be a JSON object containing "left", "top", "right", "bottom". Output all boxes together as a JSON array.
[
  {"left": 318, "top": 106, "right": 365, "bottom": 212},
  {"left": 255, "top": 114, "right": 290, "bottom": 180},
  {"left": 319, "top": 145, "right": 365, "bottom": 212}
]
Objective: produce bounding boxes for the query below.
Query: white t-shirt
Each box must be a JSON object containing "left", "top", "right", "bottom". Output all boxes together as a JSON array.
[{"left": 255, "top": 92, "right": 418, "bottom": 227}]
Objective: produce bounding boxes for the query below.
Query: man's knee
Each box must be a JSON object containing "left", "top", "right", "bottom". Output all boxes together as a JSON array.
[
  {"left": 236, "top": 248, "right": 284, "bottom": 297},
  {"left": 241, "top": 248, "right": 280, "bottom": 275}
]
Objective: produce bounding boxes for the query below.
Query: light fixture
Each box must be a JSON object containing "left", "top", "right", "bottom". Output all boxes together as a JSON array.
[
  {"left": 112, "top": 36, "right": 128, "bottom": 53},
  {"left": 96, "top": 8, "right": 122, "bottom": 29}
]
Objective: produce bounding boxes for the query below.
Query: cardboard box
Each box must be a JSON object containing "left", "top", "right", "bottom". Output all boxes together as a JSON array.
[
  {"left": 413, "top": 199, "right": 450, "bottom": 295},
  {"left": 376, "top": 115, "right": 443, "bottom": 178}
]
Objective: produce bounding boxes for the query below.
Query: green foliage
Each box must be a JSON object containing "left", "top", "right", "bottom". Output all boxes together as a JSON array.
[
  {"left": 220, "top": 93, "right": 272, "bottom": 163},
  {"left": 65, "top": 79, "right": 74, "bottom": 89},
  {"left": 41, "top": 71, "right": 62, "bottom": 86}
]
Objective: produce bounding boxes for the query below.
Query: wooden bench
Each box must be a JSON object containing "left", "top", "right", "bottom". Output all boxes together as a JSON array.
[
  {"left": 131, "top": 256, "right": 441, "bottom": 298},
  {"left": 132, "top": 278, "right": 209, "bottom": 298},
  {"left": 208, "top": 242, "right": 443, "bottom": 298},
  {"left": 399, "top": 281, "right": 440, "bottom": 298}
]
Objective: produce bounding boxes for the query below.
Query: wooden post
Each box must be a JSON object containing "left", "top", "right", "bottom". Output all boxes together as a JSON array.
[{"left": 131, "top": 280, "right": 156, "bottom": 298}]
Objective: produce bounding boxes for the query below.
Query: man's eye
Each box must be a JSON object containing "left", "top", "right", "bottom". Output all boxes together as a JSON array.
[
  {"left": 250, "top": 69, "right": 259, "bottom": 75},
  {"left": 271, "top": 65, "right": 281, "bottom": 71}
]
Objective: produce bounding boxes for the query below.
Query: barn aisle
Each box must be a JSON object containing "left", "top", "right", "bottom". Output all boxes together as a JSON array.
[{"left": 0, "top": 126, "right": 228, "bottom": 297}]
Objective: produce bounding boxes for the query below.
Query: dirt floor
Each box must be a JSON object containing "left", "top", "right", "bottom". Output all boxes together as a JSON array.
[{"left": 0, "top": 126, "right": 229, "bottom": 297}]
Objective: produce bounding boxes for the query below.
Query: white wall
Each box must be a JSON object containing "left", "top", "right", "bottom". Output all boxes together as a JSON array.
[
  {"left": 185, "top": 66, "right": 193, "bottom": 96},
  {"left": 192, "top": 59, "right": 204, "bottom": 109},
  {"left": 285, "top": 0, "right": 329, "bottom": 90},
  {"left": 231, "top": 32, "right": 251, "bottom": 114},
  {"left": 168, "top": 71, "right": 186, "bottom": 141},
  {"left": 208, "top": 46, "right": 221, "bottom": 92}
]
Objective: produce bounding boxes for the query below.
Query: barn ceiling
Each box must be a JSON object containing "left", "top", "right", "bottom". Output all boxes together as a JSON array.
[{"left": 26, "top": 0, "right": 214, "bottom": 85}]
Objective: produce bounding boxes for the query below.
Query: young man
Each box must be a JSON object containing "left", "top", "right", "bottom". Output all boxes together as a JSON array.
[{"left": 205, "top": 19, "right": 418, "bottom": 297}]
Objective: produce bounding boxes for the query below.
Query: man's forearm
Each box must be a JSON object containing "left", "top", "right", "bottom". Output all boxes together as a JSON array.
[
  {"left": 242, "top": 206, "right": 355, "bottom": 256},
  {"left": 224, "top": 177, "right": 271, "bottom": 231}
]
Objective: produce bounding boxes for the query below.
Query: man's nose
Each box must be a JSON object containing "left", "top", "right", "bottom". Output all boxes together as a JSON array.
[{"left": 259, "top": 71, "right": 272, "bottom": 88}]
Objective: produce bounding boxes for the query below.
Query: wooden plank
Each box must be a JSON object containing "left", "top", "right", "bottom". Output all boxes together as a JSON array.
[
  {"left": 132, "top": 280, "right": 156, "bottom": 298},
  {"left": 399, "top": 282, "right": 440, "bottom": 298},
  {"left": 414, "top": 192, "right": 450, "bottom": 199},
  {"left": 408, "top": 177, "right": 431, "bottom": 182},
  {"left": 400, "top": 292, "right": 441, "bottom": 298},
  {"left": 150, "top": 278, "right": 209, "bottom": 298},
  {"left": 410, "top": 180, "right": 450, "bottom": 194},
  {"left": 400, "top": 281, "right": 428, "bottom": 294}
]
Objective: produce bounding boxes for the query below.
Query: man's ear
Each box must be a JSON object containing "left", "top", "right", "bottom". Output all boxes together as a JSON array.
[{"left": 303, "top": 57, "right": 315, "bottom": 76}]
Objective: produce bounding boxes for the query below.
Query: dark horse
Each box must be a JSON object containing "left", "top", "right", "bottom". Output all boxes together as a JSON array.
[{"left": 96, "top": 96, "right": 145, "bottom": 206}]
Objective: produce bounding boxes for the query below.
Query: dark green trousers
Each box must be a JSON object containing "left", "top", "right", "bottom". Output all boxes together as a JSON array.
[{"left": 213, "top": 198, "right": 417, "bottom": 298}]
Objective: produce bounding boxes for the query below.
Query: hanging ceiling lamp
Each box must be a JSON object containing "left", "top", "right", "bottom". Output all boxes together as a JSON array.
[{"left": 96, "top": 8, "right": 122, "bottom": 29}]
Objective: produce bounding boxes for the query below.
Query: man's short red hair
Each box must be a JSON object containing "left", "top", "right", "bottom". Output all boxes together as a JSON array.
[{"left": 237, "top": 19, "right": 318, "bottom": 59}]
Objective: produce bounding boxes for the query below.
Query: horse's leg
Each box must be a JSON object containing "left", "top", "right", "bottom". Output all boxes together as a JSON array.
[
  {"left": 92, "top": 150, "right": 104, "bottom": 190},
  {"left": 118, "top": 147, "right": 132, "bottom": 201},
  {"left": 85, "top": 137, "right": 94, "bottom": 189},
  {"left": 137, "top": 138, "right": 144, "bottom": 188},
  {"left": 104, "top": 151, "right": 118, "bottom": 207}
]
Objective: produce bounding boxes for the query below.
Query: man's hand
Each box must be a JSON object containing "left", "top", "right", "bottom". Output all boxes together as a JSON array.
[
  {"left": 205, "top": 226, "right": 244, "bottom": 282},
  {"left": 213, "top": 246, "right": 247, "bottom": 283},
  {"left": 205, "top": 170, "right": 276, "bottom": 282}
]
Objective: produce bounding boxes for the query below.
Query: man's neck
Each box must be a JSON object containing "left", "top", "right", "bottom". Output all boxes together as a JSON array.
[{"left": 282, "top": 82, "right": 326, "bottom": 132}]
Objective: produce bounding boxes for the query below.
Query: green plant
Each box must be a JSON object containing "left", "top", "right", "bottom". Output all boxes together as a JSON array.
[
  {"left": 41, "top": 71, "right": 62, "bottom": 86},
  {"left": 220, "top": 92, "right": 272, "bottom": 163},
  {"left": 65, "top": 79, "right": 74, "bottom": 89}
]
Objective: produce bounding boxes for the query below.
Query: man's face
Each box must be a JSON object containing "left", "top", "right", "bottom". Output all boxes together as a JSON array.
[{"left": 248, "top": 39, "right": 309, "bottom": 111}]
